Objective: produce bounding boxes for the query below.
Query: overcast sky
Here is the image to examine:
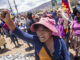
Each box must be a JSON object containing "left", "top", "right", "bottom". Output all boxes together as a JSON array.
[{"left": 0, "top": 0, "right": 50, "bottom": 13}]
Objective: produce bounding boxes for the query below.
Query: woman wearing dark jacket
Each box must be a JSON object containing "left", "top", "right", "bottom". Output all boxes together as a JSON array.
[{"left": 0, "top": 10, "right": 70, "bottom": 60}]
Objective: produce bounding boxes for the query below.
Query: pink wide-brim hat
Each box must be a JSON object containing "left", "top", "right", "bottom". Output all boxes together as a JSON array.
[{"left": 30, "top": 17, "right": 58, "bottom": 36}]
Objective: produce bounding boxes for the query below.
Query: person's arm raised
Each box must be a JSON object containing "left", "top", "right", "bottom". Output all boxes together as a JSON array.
[{"left": 0, "top": 10, "right": 35, "bottom": 44}]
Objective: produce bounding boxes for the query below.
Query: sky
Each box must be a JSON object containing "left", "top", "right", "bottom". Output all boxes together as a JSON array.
[{"left": 0, "top": 0, "right": 50, "bottom": 13}]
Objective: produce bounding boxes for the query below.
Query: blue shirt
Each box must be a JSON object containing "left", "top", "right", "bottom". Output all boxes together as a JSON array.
[{"left": 13, "top": 27, "right": 70, "bottom": 60}]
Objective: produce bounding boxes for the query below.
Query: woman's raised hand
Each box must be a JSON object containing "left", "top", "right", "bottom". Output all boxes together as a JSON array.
[{"left": 0, "top": 10, "right": 16, "bottom": 31}]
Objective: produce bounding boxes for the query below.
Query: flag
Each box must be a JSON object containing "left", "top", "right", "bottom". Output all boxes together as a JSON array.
[
  {"left": 68, "top": 0, "right": 73, "bottom": 13},
  {"left": 62, "top": 0, "right": 73, "bottom": 13}
]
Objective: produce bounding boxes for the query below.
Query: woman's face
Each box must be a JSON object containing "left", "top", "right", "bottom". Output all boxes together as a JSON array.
[{"left": 36, "top": 25, "right": 52, "bottom": 42}]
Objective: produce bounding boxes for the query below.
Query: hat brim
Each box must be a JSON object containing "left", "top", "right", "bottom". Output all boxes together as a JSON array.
[{"left": 30, "top": 22, "right": 58, "bottom": 35}]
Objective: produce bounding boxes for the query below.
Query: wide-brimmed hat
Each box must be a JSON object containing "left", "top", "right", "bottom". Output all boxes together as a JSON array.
[{"left": 30, "top": 17, "right": 58, "bottom": 36}]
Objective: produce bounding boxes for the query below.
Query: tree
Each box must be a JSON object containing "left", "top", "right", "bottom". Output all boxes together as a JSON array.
[{"left": 70, "top": 0, "right": 79, "bottom": 6}]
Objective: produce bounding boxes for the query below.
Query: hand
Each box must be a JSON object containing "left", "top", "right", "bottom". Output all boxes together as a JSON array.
[
  {"left": 0, "top": 9, "right": 16, "bottom": 31},
  {"left": 0, "top": 10, "right": 10, "bottom": 23}
]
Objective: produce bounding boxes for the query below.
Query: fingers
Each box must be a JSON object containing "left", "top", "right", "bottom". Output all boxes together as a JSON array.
[
  {"left": 1, "top": 11, "right": 7, "bottom": 18},
  {"left": 1, "top": 9, "right": 10, "bottom": 19},
  {"left": 2, "top": 9, "right": 10, "bottom": 14},
  {"left": 0, "top": 9, "right": 10, "bottom": 22}
]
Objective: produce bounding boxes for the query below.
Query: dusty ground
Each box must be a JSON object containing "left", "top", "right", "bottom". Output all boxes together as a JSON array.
[
  {"left": 0, "top": 36, "right": 35, "bottom": 60},
  {"left": 0, "top": 36, "right": 79, "bottom": 60}
]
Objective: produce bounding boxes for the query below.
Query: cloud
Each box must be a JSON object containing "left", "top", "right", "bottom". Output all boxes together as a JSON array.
[
  {"left": 0, "top": 0, "right": 7, "bottom": 6},
  {"left": 0, "top": 0, "right": 50, "bottom": 13}
]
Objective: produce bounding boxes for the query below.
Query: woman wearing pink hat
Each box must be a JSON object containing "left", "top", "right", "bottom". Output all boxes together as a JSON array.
[{"left": 0, "top": 10, "right": 70, "bottom": 60}]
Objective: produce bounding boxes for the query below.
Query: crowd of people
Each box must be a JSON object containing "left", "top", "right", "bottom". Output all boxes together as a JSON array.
[{"left": 0, "top": 1, "right": 80, "bottom": 60}]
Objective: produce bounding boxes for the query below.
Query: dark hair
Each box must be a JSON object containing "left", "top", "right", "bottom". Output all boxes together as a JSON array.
[
  {"left": 27, "top": 11, "right": 32, "bottom": 19},
  {"left": 73, "top": 4, "right": 80, "bottom": 22},
  {"left": 34, "top": 24, "right": 49, "bottom": 31},
  {"left": 73, "top": 4, "right": 80, "bottom": 16}
]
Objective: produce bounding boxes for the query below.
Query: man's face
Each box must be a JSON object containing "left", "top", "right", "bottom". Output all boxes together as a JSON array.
[
  {"left": 77, "top": 13, "right": 80, "bottom": 18},
  {"left": 36, "top": 25, "right": 52, "bottom": 42},
  {"left": 77, "top": 13, "right": 80, "bottom": 21}
]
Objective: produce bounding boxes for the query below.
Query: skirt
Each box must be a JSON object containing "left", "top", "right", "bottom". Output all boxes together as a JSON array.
[{"left": 71, "top": 35, "right": 80, "bottom": 55}]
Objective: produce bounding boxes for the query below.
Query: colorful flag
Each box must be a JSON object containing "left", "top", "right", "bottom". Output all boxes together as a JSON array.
[
  {"left": 68, "top": 0, "right": 73, "bottom": 13},
  {"left": 62, "top": 0, "right": 73, "bottom": 13}
]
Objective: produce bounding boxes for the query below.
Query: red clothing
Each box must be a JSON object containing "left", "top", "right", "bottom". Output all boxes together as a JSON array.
[{"left": 3, "top": 24, "right": 10, "bottom": 32}]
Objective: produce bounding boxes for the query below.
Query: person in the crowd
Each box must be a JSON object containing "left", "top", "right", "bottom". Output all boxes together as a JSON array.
[
  {"left": 0, "top": 21, "right": 6, "bottom": 49},
  {"left": 9, "top": 31, "right": 20, "bottom": 47},
  {"left": 57, "top": 18, "right": 65, "bottom": 38},
  {"left": 19, "top": 23, "right": 27, "bottom": 32},
  {"left": 15, "top": 15, "right": 21, "bottom": 27},
  {"left": 0, "top": 21, "right": 20, "bottom": 48},
  {"left": 0, "top": 33, "right": 6, "bottom": 50},
  {"left": 20, "top": 16, "right": 26, "bottom": 25},
  {"left": 51, "top": 10, "right": 59, "bottom": 25},
  {"left": 34, "top": 14, "right": 40, "bottom": 22},
  {"left": 26, "top": 11, "right": 36, "bottom": 49},
  {"left": 58, "top": 7, "right": 71, "bottom": 49},
  {"left": 0, "top": 10, "right": 70, "bottom": 60},
  {"left": 26, "top": 11, "right": 35, "bottom": 34},
  {"left": 70, "top": 2, "right": 80, "bottom": 56}
]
